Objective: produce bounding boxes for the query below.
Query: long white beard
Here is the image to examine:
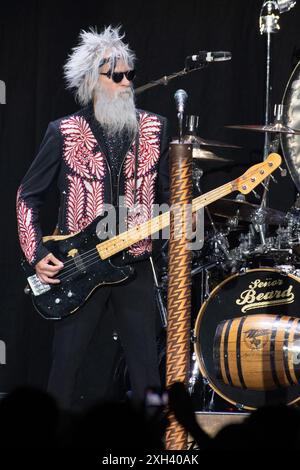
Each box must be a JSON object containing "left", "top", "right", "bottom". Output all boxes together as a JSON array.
[{"left": 93, "top": 83, "right": 138, "bottom": 138}]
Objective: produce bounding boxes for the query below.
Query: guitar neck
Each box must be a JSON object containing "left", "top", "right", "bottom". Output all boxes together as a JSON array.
[{"left": 97, "top": 180, "right": 236, "bottom": 260}]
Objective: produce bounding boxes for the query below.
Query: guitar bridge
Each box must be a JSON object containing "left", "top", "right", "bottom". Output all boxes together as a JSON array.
[{"left": 27, "top": 274, "right": 51, "bottom": 296}]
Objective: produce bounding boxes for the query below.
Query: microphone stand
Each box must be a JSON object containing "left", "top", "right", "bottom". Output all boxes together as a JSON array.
[{"left": 135, "top": 62, "right": 208, "bottom": 95}]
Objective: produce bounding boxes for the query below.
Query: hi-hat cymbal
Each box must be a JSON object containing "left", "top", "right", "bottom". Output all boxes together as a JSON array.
[
  {"left": 226, "top": 123, "right": 300, "bottom": 134},
  {"left": 209, "top": 198, "right": 286, "bottom": 225},
  {"left": 192, "top": 148, "right": 232, "bottom": 162},
  {"left": 184, "top": 134, "right": 241, "bottom": 148}
]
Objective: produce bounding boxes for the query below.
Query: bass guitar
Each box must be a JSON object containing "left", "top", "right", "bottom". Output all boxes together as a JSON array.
[{"left": 23, "top": 153, "right": 282, "bottom": 319}]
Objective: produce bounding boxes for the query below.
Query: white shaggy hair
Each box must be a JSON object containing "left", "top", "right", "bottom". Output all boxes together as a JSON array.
[{"left": 64, "top": 25, "right": 136, "bottom": 105}]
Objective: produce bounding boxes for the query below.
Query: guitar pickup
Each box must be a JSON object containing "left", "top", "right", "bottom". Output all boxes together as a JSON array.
[
  {"left": 27, "top": 274, "right": 51, "bottom": 296},
  {"left": 73, "top": 254, "right": 86, "bottom": 272}
]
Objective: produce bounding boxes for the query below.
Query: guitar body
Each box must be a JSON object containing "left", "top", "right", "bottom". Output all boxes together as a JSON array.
[{"left": 22, "top": 216, "right": 133, "bottom": 320}]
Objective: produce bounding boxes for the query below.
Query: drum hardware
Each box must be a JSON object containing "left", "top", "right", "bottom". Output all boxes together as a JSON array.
[
  {"left": 191, "top": 261, "right": 217, "bottom": 278},
  {"left": 251, "top": 208, "right": 268, "bottom": 246},
  {"left": 188, "top": 352, "right": 216, "bottom": 411},
  {"left": 188, "top": 352, "right": 200, "bottom": 395},
  {"left": 209, "top": 198, "right": 286, "bottom": 225},
  {"left": 186, "top": 114, "right": 199, "bottom": 134},
  {"left": 238, "top": 266, "right": 248, "bottom": 275},
  {"left": 150, "top": 256, "right": 168, "bottom": 329},
  {"left": 192, "top": 161, "right": 205, "bottom": 209},
  {"left": 185, "top": 113, "right": 241, "bottom": 150},
  {"left": 210, "top": 232, "right": 232, "bottom": 265},
  {"left": 226, "top": 104, "right": 290, "bottom": 241},
  {"left": 260, "top": 0, "right": 297, "bottom": 163}
]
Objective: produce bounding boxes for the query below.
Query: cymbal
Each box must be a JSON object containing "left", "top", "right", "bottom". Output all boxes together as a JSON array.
[
  {"left": 209, "top": 198, "right": 286, "bottom": 225},
  {"left": 192, "top": 148, "right": 232, "bottom": 162},
  {"left": 226, "top": 123, "right": 300, "bottom": 135},
  {"left": 184, "top": 134, "right": 241, "bottom": 148}
]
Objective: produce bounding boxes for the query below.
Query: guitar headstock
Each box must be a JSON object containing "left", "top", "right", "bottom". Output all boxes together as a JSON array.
[{"left": 234, "top": 153, "right": 282, "bottom": 194}]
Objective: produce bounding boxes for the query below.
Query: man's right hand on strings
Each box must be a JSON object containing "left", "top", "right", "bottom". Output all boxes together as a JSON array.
[{"left": 35, "top": 253, "right": 64, "bottom": 284}]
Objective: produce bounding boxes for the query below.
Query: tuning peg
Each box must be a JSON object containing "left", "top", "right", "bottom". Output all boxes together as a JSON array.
[
  {"left": 279, "top": 166, "right": 287, "bottom": 177},
  {"left": 269, "top": 174, "right": 278, "bottom": 184},
  {"left": 252, "top": 189, "right": 260, "bottom": 199},
  {"left": 260, "top": 182, "right": 269, "bottom": 191}
]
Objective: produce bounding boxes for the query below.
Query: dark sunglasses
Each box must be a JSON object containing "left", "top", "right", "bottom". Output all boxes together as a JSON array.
[{"left": 100, "top": 69, "right": 136, "bottom": 83}]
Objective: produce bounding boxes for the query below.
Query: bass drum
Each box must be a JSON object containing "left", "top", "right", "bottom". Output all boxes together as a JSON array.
[{"left": 194, "top": 268, "right": 300, "bottom": 410}]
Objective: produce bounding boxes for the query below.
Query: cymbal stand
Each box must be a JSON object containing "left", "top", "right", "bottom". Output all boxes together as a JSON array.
[
  {"left": 259, "top": 0, "right": 281, "bottom": 225},
  {"left": 150, "top": 256, "right": 167, "bottom": 328},
  {"left": 259, "top": 106, "right": 285, "bottom": 244},
  {"left": 259, "top": 1, "right": 296, "bottom": 208}
]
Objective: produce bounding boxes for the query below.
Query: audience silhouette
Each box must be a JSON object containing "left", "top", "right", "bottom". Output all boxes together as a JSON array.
[{"left": 0, "top": 383, "right": 299, "bottom": 450}]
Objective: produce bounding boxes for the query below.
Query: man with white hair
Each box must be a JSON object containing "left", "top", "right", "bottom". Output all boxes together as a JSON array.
[{"left": 16, "top": 26, "right": 169, "bottom": 408}]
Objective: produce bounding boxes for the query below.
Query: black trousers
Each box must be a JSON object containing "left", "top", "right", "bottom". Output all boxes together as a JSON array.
[{"left": 47, "top": 260, "right": 161, "bottom": 409}]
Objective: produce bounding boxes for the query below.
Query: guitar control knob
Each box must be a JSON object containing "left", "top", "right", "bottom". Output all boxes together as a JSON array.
[
  {"left": 67, "top": 291, "right": 73, "bottom": 298},
  {"left": 55, "top": 298, "right": 62, "bottom": 304}
]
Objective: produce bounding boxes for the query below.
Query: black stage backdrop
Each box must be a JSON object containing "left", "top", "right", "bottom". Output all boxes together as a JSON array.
[{"left": 0, "top": 0, "right": 300, "bottom": 405}]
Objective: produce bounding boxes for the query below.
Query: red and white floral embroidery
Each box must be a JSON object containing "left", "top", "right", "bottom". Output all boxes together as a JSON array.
[
  {"left": 16, "top": 188, "right": 37, "bottom": 263},
  {"left": 124, "top": 178, "right": 136, "bottom": 208},
  {"left": 137, "top": 113, "right": 161, "bottom": 177},
  {"left": 127, "top": 173, "right": 157, "bottom": 257},
  {"left": 140, "top": 172, "right": 157, "bottom": 220},
  {"left": 61, "top": 116, "right": 105, "bottom": 180},
  {"left": 87, "top": 151, "right": 105, "bottom": 180},
  {"left": 124, "top": 147, "right": 136, "bottom": 179},
  {"left": 66, "top": 177, "right": 105, "bottom": 234},
  {"left": 61, "top": 116, "right": 97, "bottom": 151},
  {"left": 61, "top": 116, "right": 106, "bottom": 234},
  {"left": 124, "top": 113, "right": 161, "bottom": 258},
  {"left": 124, "top": 113, "right": 161, "bottom": 179},
  {"left": 66, "top": 175, "right": 86, "bottom": 233},
  {"left": 85, "top": 180, "right": 104, "bottom": 223}
]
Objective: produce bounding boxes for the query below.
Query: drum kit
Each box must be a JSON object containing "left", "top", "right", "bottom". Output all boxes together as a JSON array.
[
  {"left": 136, "top": 0, "right": 300, "bottom": 412},
  {"left": 175, "top": 62, "right": 300, "bottom": 411}
]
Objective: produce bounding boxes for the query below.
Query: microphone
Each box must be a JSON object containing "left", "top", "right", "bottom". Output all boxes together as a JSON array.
[
  {"left": 174, "top": 89, "right": 188, "bottom": 114},
  {"left": 186, "top": 51, "right": 232, "bottom": 63}
]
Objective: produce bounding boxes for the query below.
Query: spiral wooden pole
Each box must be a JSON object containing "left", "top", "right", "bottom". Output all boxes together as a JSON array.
[{"left": 165, "top": 142, "right": 193, "bottom": 450}]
